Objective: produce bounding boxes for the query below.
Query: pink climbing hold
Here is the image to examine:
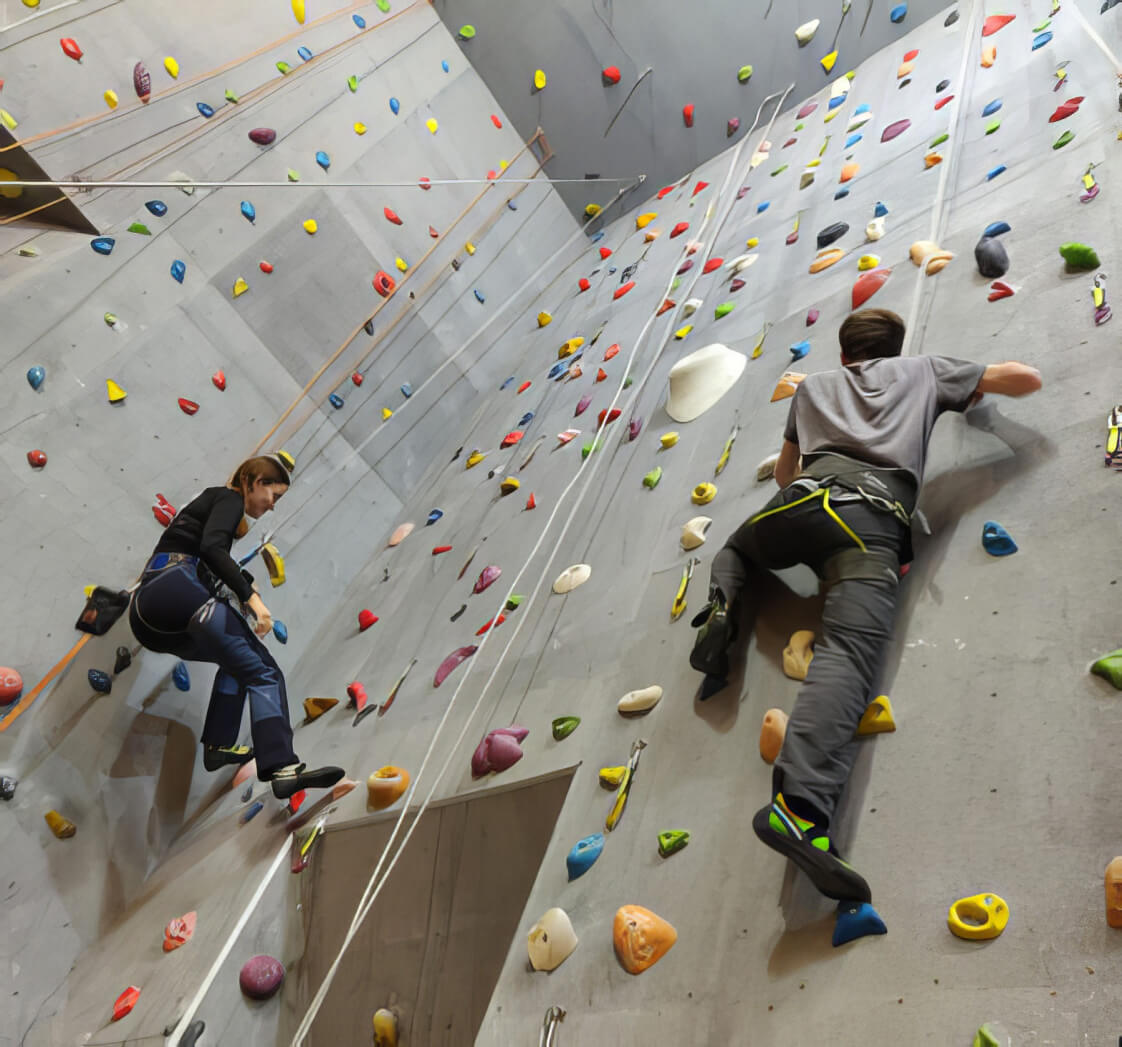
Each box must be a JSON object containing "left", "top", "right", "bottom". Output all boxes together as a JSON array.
[
  {"left": 852, "top": 268, "right": 891, "bottom": 309},
  {"left": 239, "top": 955, "right": 285, "bottom": 1000},
  {"left": 346, "top": 681, "right": 368, "bottom": 710},
  {"left": 473, "top": 565, "right": 501, "bottom": 594},
  {"left": 797, "top": 101, "right": 818, "bottom": 119},
  {"left": 163, "top": 911, "right": 197, "bottom": 952},
  {"left": 434, "top": 645, "right": 477, "bottom": 687},
  {"left": 806, "top": 308, "right": 819, "bottom": 326},
  {"left": 471, "top": 726, "right": 528, "bottom": 777},
  {"left": 248, "top": 128, "right": 277, "bottom": 146},
  {"left": 384, "top": 207, "right": 402, "bottom": 225},
  {"left": 614, "top": 281, "right": 635, "bottom": 299},
  {"left": 982, "top": 13, "right": 1015, "bottom": 36},
  {"left": 575, "top": 394, "right": 592, "bottom": 416},
  {"left": 683, "top": 103, "right": 695, "bottom": 127},
  {"left": 670, "top": 221, "right": 689, "bottom": 239},
  {"left": 133, "top": 62, "right": 152, "bottom": 103},
  {"left": 429, "top": 225, "right": 439, "bottom": 237},
  {"left": 880, "top": 119, "right": 911, "bottom": 142},
  {"left": 727, "top": 117, "right": 740, "bottom": 137}
]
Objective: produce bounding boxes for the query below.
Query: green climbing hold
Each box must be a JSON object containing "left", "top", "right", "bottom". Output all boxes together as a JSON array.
[
  {"left": 287, "top": 168, "right": 300, "bottom": 182},
  {"left": 127, "top": 221, "right": 151, "bottom": 235},
  {"left": 505, "top": 594, "right": 524, "bottom": 611},
  {"left": 551, "top": 716, "right": 580, "bottom": 741},
  {"left": 1091, "top": 649, "right": 1122, "bottom": 689},
  {"left": 771, "top": 164, "right": 788, "bottom": 176},
  {"left": 1053, "top": 130, "right": 1074, "bottom": 149},
  {"left": 581, "top": 440, "right": 602, "bottom": 459},
  {"left": 376, "top": 0, "right": 390, "bottom": 10},
  {"left": 658, "top": 830, "right": 690, "bottom": 857},
  {"left": 984, "top": 120, "right": 1000, "bottom": 135},
  {"left": 670, "top": 277, "right": 681, "bottom": 293},
  {"left": 459, "top": 24, "right": 475, "bottom": 38},
  {"left": 1059, "top": 242, "right": 1100, "bottom": 269},
  {"left": 737, "top": 65, "right": 753, "bottom": 82},
  {"left": 225, "top": 88, "right": 239, "bottom": 103},
  {"left": 973, "top": 1023, "right": 1003, "bottom": 1047},
  {"left": 794, "top": 122, "right": 805, "bottom": 132},
  {"left": 347, "top": 75, "right": 358, "bottom": 92},
  {"left": 930, "top": 132, "right": 948, "bottom": 147},
  {"left": 276, "top": 61, "right": 292, "bottom": 75},
  {"left": 643, "top": 466, "right": 662, "bottom": 489},
  {"left": 1032, "top": 18, "right": 1051, "bottom": 32},
  {"left": 624, "top": 375, "right": 633, "bottom": 389},
  {"left": 714, "top": 302, "right": 735, "bottom": 319}
]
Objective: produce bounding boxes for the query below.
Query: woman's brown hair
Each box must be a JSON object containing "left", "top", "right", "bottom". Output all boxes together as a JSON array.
[{"left": 229, "top": 454, "right": 291, "bottom": 494}]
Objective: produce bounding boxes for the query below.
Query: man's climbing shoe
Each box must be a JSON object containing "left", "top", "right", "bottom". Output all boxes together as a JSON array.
[
  {"left": 203, "top": 744, "right": 254, "bottom": 772},
  {"left": 270, "top": 763, "right": 346, "bottom": 800},
  {"left": 752, "top": 793, "right": 871, "bottom": 902},
  {"left": 689, "top": 593, "right": 736, "bottom": 677}
]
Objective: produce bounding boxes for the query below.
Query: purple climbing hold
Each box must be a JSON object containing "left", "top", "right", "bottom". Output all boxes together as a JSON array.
[
  {"left": 727, "top": 117, "right": 740, "bottom": 137},
  {"left": 575, "top": 394, "right": 592, "bottom": 417},
  {"left": 248, "top": 127, "right": 277, "bottom": 146},
  {"left": 806, "top": 308, "right": 819, "bottom": 326},
  {"left": 797, "top": 101, "right": 818, "bottom": 119},
  {"left": 880, "top": 119, "right": 911, "bottom": 142},
  {"left": 434, "top": 645, "right": 478, "bottom": 687},
  {"left": 628, "top": 417, "right": 643, "bottom": 441},
  {"left": 239, "top": 955, "right": 285, "bottom": 1000},
  {"left": 473, "top": 565, "right": 501, "bottom": 594}
]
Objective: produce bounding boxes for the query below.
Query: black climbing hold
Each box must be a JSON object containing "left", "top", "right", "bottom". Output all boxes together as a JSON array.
[
  {"left": 945, "top": 9, "right": 959, "bottom": 26},
  {"left": 353, "top": 704, "right": 379, "bottom": 727},
  {"left": 363, "top": 319, "right": 375, "bottom": 336},
  {"left": 936, "top": 79, "right": 950, "bottom": 92},
  {"left": 451, "top": 604, "right": 467, "bottom": 622},
  {"left": 180, "top": 1020, "right": 206, "bottom": 1046},
  {"left": 899, "top": 78, "right": 911, "bottom": 88},
  {"left": 974, "top": 235, "right": 1009, "bottom": 278},
  {"left": 114, "top": 646, "right": 132, "bottom": 674},
  {"left": 0, "top": 775, "right": 17, "bottom": 801},
  {"left": 89, "top": 669, "right": 112, "bottom": 694},
  {"left": 816, "top": 221, "right": 849, "bottom": 249},
  {"left": 240, "top": 785, "right": 253, "bottom": 802}
]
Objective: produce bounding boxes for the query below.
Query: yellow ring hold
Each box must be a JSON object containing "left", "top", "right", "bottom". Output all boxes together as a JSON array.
[
  {"left": 857, "top": 254, "right": 880, "bottom": 271},
  {"left": 691, "top": 482, "right": 717, "bottom": 505},
  {"left": 948, "top": 892, "right": 1009, "bottom": 940}
]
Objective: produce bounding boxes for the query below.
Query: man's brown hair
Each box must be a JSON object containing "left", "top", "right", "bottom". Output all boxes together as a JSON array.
[{"left": 839, "top": 308, "right": 906, "bottom": 362}]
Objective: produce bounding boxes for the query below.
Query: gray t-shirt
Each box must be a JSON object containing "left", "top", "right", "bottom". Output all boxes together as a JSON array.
[{"left": 783, "top": 355, "right": 985, "bottom": 488}]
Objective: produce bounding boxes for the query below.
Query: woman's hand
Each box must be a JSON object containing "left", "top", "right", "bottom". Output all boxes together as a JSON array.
[{"left": 246, "top": 593, "right": 273, "bottom": 637}]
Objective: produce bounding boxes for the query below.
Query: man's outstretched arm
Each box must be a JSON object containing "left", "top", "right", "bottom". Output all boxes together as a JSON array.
[{"left": 973, "top": 362, "right": 1043, "bottom": 399}]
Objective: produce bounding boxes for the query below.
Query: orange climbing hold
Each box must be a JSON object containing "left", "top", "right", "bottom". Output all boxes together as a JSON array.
[
  {"left": 373, "top": 271, "right": 396, "bottom": 297},
  {"left": 604, "top": 344, "right": 619, "bottom": 361},
  {"left": 525, "top": 492, "right": 536, "bottom": 510},
  {"left": 384, "top": 207, "right": 402, "bottom": 225},
  {"left": 614, "top": 281, "right": 634, "bottom": 299},
  {"left": 683, "top": 104, "right": 695, "bottom": 127},
  {"left": 670, "top": 221, "right": 689, "bottom": 239},
  {"left": 491, "top": 114, "right": 502, "bottom": 128},
  {"left": 809, "top": 248, "right": 844, "bottom": 274},
  {"left": 595, "top": 368, "right": 608, "bottom": 382},
  {"left": 839, "top": 162, "right": 860, "bottom": 183},
  {"left": 981, "top": 45, "right": 996, "bottom": 67},
  {"left": 657, "top": 298, "right": 676, "bottom": 316}
]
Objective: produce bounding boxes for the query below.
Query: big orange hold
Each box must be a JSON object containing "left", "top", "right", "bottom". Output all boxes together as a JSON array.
[
  {"left": 613, "top": 904, "right": 677, "bottom": 974},
  {"left": 0, "top": 667, "right": 23, "bottom": 705}
]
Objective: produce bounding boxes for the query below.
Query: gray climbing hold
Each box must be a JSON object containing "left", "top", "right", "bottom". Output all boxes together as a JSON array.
[
  {"left": 974, "top": 236, "right": 1009, "bottom": 278},
  {"left": 0, "top": 775, "right": 17, "bottom": 801}
]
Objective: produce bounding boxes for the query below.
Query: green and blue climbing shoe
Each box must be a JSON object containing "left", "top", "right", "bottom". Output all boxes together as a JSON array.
[
  {"left": 752, "top": 792, "right": 871, "bottom": 902},
  {"left": 203, "top": 743, "right": 254, "bottom": 771}
]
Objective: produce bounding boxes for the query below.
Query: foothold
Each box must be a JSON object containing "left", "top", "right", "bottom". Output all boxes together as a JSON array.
[
  {"left": 552, "top": 716, "right": 580, "bottom": 741},
  {"left": 373, "top": 271, "right": 396, "bottom": 297},
  {"left": 567, "top": 833, "right": 604, "bottom": 879},
  {"left": 88, "top": 669, "right": 112, "bottom": 694},
  {"left": 91, "top": 236, "right": 115, "bottom": 256},
  {"left": 789, "top": 340, "right": 810, "bottom": 361},
  {"left": 1053, "top": 130, "right": 1074, "bottom": 149},
  {"left": 329, "top": 393, "right": 345, "bottom": 410},
  {"left": 833, "top": 901, "right": 888, "bottom": 946},
  {"left": 811, "top": 248, "right": 846, "bottom": 273},
  {"left": 426, "top": 509, "right": 443, "bottom": 526},
  {"left": 239, "top": 955, "right": 285, "bottom": 1000},
  {"left": 948, "top": 893, "right": 1009, "bottom": 940},
  {"left": 890, "top": 2, "right": 907, "bottom": 21},
  {"left": 434, "top": 645, "right": 477, "bottom": 686},
  {"left": 134, "top": 62, "right": 152, "bottom": 102},
  {"left": 981, "top": 46, "right": 996, "bottom": 68},
  {"left": 983, "top": 221, "right": 1011, "bottom": 238},
  {"left": 0, "top": 777, "right": 17, "bottom": 801},
  {"left": 982, "top": 98, "right": 1003, "bottom": 117},
  {"left": 857, "top": 695, "right": 896, "bottom": 735},
  {"left": 533, "top": 69, "right": 546, "bottom": 91},
  {"left": 982, "top": 520, "right": 1017, "bottom": 556},
  {"left": 260, "top": 261, "right": 274, "bottom": 274},
  {"left": 1060, "top": 242, "right": 1100, "bottom": 270},
  {"left": 273, "top": 621, "right": 288, "bottom": 644},
  {"left": 682, "top": 103, "right": 695, "bottom": 127},
  {"left": 658, "top": 830, "right": 690, "bottom": 857},
  {"left": 170, "top": 259, "right": 186, "bottom": 283},
  {"left": 783, "top": 630, "right": 815, "bottom": 680},
  {"left": 367, "top": 766, "right": 410, "bottom": 809},
  {"left": 553, "top": 564, "right": 591, "bottom": 594},
  {"left": 126, "top": 221, "right": 150, "bottom": 235},
  {"left": 881, "top": 119, "right": 911, "bottom": 142},
  {"left": 197, "top": 102, "right": 215, "bottom": 118},
  {"left": 983, "top": 13, "right": 1015, "bottom": 35},
  {"left": 852, "top": 268, "right": 891, "bottom": 309},
  {"left": 714, "top": 302, "right": 735, "bottom": 319},
  {"left": 45, "top": 810, "right": 76, "bottom": 838},
  {"left": 759, "top": 708, "right": 788, "bottom": 764},
  {"left": 372, "top": 1009, "right": 398, "bottom": 1047},
  {"left": 691, "top": 482, "right": 717, "bottom": 505},
  {"left": 619, "top": 685, "right": 662, "bottom": 714},
  {"left": 794, "top": 19, "right": 820, "bottom": 45},
  {"left": 986, "top": 164, "right": 1006, "bottom": 181},
  {"left": 27, "top": 366, "right": 45, "bottom": 391},
  {"left": 472, "top": 726, "right": 528, "bottom": 777},
  {"left": 473, "top": 565, "right": 502, "bottom": 594},
  {"left": 613, "top": 905, "right": 677, "bottom": 974},
  {"left": 114, "top": 647, "right": 132, "bottom": 674},
  {"left": 858, "top": 254, "right": 881, "bottom": 271},
  {"left": 302, "top": 219, "right": 317, "bottom": 235},
  {"left": 1032, "top": 30, "right": 1053, "bottom": 49},
  {"left": 988, "top": 280, "right": 1015, "bottom": 302},
  {"left": 527, "top": 908, "right": 578, "bottom": 971},
  {"left": 163, "top": 911, "right": 198, "bottom": 952},
  {"left": 164, "top": 56, "right": 180, "bottom": 78},
  {"left": 603, "top": 65, "right": 622, "bottom": 85},
  {"left": 112, "top": 986, "right": 140, "bottom": 1022},
  {"left": 172, "top": 661, "right": 191, "bottom": 691}
]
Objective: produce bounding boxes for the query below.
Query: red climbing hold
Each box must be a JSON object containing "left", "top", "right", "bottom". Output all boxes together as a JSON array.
[
  {"left": 152, "top": 494, "right": 176, "bottom": 527},
  {"left": 133, "top": 62, "right": 151, "bottom": 103},
  {"left": 60, "top": 38, "right": 83, "bottom": 62},
  {"left": 988, "top": 280, "right": 1014, "bottom": 301},
  {"left": 288, "top": 790, "right": 306, "bottom": 814},
  {"left": 476, "top": 613, "right": 507, "bottom": 636},
  {"left": 670, "top": 221, "right": 689, "bottom": 239},
  {"left": 27, "top": 449, "right": 46, "bottom": 468},
  {"left": 112, "top": 986, "right": 140, "bottom": 1022},
  {"left": 783, "top": 138, "right": 797, "bottom": 149},
  {"left": 692, "top": 181, "right": 709, "bottom": 196},
  {"left": 373, "top": 271, "right": 396, "bottom": 297},
  {"left": 614, "top": 281, "right": 635, "bottom": 299},
  {"left": 248, "top": 127, "right": 277, "bottom": 146},
  {"left": 429, "top": 225, "right": 439, "bottom": 237},
  {"left": 657, "top": 185, "right": 676, "bottom": 199},
  {"left": 702, "top": 258, "right": 723, "bottom": 274},
  {"left": 595, "top": 368, "right": 608, "bottom": 383},
  {"left": 352, "top": 372, "right": 364, "bottom": 386},
  {"left": 358, "top": 609, "right": 378, "bottom": 631},
  {"left": 517, "top": 380, "right": 531, "bottom": 393},
  {"left": 525, "top": 493, "right": 536, "bottom": 510},
  {"left": 178, "top": 398, "right": 199, "bottom": 415},
  {"left": 384, "top": 207, "right": 402, "bottom": 225},
  {"left": 657, "top": 298, "right": 676, "bottom": 315},
  {"left": 604, "top": 344, "right": 619, "bottom": 361},
  {"left": 1049, "top": 97, "right": 1084, "bottom": 122},
  {"left": 934, "top": 95, "right": 954, "bottom": 111},
  {"left": 418, "top": 177, "right": 431, "bottom": 189},
  {"left": 599, "top": 246, "right": 612, "bottom": 260},
  {"left": 346, "top": 681, "right": 368, "bottom": 710},
  {"left": 852, "top": 268, "right": 891, "bottom": 309},
  {"left": 500, "top": 430, "right": 524, "bottom": 448},
  {"left": 603, "top": 65, "right": 621, "bottom": 85},
  {"left": 903, "top": 48, "right": 919, "bottom": 62},
  {"left": 432, "top": 545, "right": 452, "bottom": 555},
  {"left": 259, "top": 261, "right": 274, "bottom": 273},
  {"left": 982, "top": 13, "right": 1015, "bottom": 36},
  {"left": 683, "top": 104, "right": 695, "bottom": 127},
  {"left": 491, "top": 114, "right": 503, "bottom": 128},
  {"left": 578, "top": 277, "right": 591, "bottom": 292},
  {"left": 212, "top": 370, "right": 226, "bottom": 391},
  {"left": 597, "top": 407, "right": 622, "bottom": 426}
]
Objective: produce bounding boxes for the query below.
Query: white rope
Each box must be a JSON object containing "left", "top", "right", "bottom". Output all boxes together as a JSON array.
[
  {"left": 288, "top": 83, "right": 793, "bottom": 1045},
  {"left": 2, "top": 176, "right": 645, "bottom": 190}
]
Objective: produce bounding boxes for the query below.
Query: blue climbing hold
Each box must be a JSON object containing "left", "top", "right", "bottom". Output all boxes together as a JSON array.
[
  {"left": 273, "top": 621, "right": 288, "bottom": 644},
  {"left": 566, "top": 833, "right": 605, "bottom": 880},
  {"left": 834, "top": 187, "right": 850, "bottom": 199},
  {"left": 608, "top": 266, "right": 617, "bottom": 275},
  {"left": 172, "top": 661, "right": 191, "bottom": 691},
  {"left": 315, "top": 150, "right": 330, "bottom": 171},
  {"left": 88, "top": 669, "right": 112, "bottom": 694},
  {"left": 1032, "top": 30, "right": 1053, "bottom": 49},
  {"left": 827, "top": 94, "right": 845, "bottom": 110},
  {"left": 329, "top": 393, "right": 345, "bottom": 409},
  {"left": 874, "top": 200, "right": 889, "bottom": 217},
  {"left": 890, "top": 3, "right": 907, "bottom": 22},
  {"left": 145, "top": 200, "right": 168, "bottom": 217},
  {"left": 27, "top": 366, "right": 45, "bottom": 390},
  {"left": 508, "top": 200, "right": 518, "bottom": 211},
  {"left": 833, "top": 901, "right": 887, "bottom": 947},
  {"left": 442, "top": 59, "right": 450, "bottom": 72},
  {"left": 240, "top": 201, "right": 256, "bottom": 223},
  {"left": 91, "top": 236, "right": 115, "bottom": 256},
  {"left": 353, "top": 13, "right": 366, "bottom": 28},
  {"left": 426, "top": 509, "right": 444, "bottom": 526},
  {"left": 400, "top": 382, "right": 412, "bottom": 398},
  {"left": 982, "top": 521, "right": 1018, "bottom": 556},
  {"left": 170, "top": 259, "right": 186, "bottom": 283},
  {"left": 518, "top": 411, "right": 534, "bottom": 427},
  {"left": 500, "top": 376, "right": 516, "bottom": 390},
  {"left": 790, "top": 340, "right": 811, "bottom": 361},
  {"left": 986, "top": 165, "right": 1006, "bottom": 181},
  {"left": 240, "top": 800, "right": 264, "bottom": 824},
  {"left": 197, "top": 102, "right": 215, "bottom": 118},
  {"left": 757, "top": 201, "right": 770, "bottom": 213},
  {"left": 590, "top": 231, "right": 605, "bottom": 243},
  {"left": 389, "top": 96, "right": 400, "bottom": 115},
  {"left": 297, "top": 45, "right": 313, "bottom": 62},
  {"left": 474, "top": 289, "right": 485, "bottom": 303},
  {"left": 546, "top": 361, "right": 567, "bottom": 380},
  {"left": 854, "top": 103, "right": 871, "bottom": 115},
  {"left": 845, "top": 133, "right": 863, "bottom": 148},
  {"left": 982, "top": 98, "right": 1003, "bottom": 117},
  {"left": 983, "top": 220, "right": 1011, "bottom": 238}
]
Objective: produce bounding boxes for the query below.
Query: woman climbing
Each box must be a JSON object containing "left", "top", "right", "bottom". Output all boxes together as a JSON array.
[{"left": 129, "top": 453, "right": 344, "bottom": 799}]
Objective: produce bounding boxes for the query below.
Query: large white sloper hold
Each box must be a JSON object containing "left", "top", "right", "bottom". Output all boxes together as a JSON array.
[
  {"left": 666, "top": 343, "right": 748, "bottom": 422},
  {"left": 553, "top": 564, "right": 592, "bottom": 594},
  {"left": 618, "top": 685, "right": 663, "bottom": 714},
  {"left": 527, "top": 907, "right": 579, "bottom": 971}
]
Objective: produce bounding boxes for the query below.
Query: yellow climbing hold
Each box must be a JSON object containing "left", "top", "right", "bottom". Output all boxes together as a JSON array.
[
  {"left": 500, "top": 476, "right": 521, "bottom": 494},
  {"left": 395, "top": 257, "right": 408, "bottom": 272},
  {"left": 691, "top": 482, "right": 717, "bottom": 505},
  {"left": 537, "top": 311, "right": 553, "bottom": 327},
  {"left": 303, "top": 219, "right": 318, "bottom": 234},
  {"left": 857, "top": 695, "right": 896, "bottom": 735},
  {"left": 426, "top": 117, "right": 439, "bottom": 134},
  {"left": 820, "top": 51, "right": 838, "bottom": 74},
  {"left": 897, "top": 60, "right": 915, "bottom": 79},
  {"left": 381, "top": 407, "right": 393, "bottom": 420},
  {"left": 746, "top": 237, "right": 759, "bottom": 249},
  {"left": 465, "top": 241, "right": 476, "bottom": 255},
  {"left": 164, "top": 56, "right": 179, "bottom": 79},
  {"left": 104, "top": 90, "right": 119, "bottom": 110},
  {"left": 599, "top": 765, "right": 627, "bottom": 788},
  {"left": 292, "top": 0, "right": 306, "bottom": 24},
  {"left": 303, "top": 697, "right": 338, "bottom": 721},
  {"left": 499, "top": 159, "right": 509, "bottom": 171},
  {"left": 466, "top": 450, "right": 486, "bottom": 468},
  {"left": 534, "top": 69, "right": 547, "bottom": 90},
  {"left": 45, "top": 810, "right": 76, "bottom": 839},
  {"left": 558, "top": 337, "right": 584, "bottom": 359},
  {"left": 857, "top": 254, "right": 880, "bottom": 271},
  {"left": 0, "top": 169, "right": 23, "bottom": 199},
  {"left": 660, "top": 432, "right": 679, "bottom": 449},
  {"left": 584, "top": 203, "right": 602, "bottom": 219},
  {"left": 22, "top": 0, "right": 40, "bottom": 6},
  {"left": 106, "top": 379, "right": 127, "bottom": 403},
  {"left": 0, "top": 110, "right": 19, "bottom": 131},
  {"left": 674, "top": 324, "right": 693, "bottom": 340},
  {"left": 354, "top": 122, "right": 368, "bottom": 135},
  {"left": 823, "top": 108, "right": 840, "bottom": 124},
  {"left": 636, "top": 212, "right": 657, "bottom": 229},
  {"left": 948, "top": 893, "right": 1009, "bottom": 941},
  {"left": 232, "top": 277, "right": 249, "bottom": 298}
]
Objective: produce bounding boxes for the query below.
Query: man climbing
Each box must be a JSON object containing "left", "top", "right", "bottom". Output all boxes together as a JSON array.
[{"left": 689, "top": 308, "right": 1042, "bottom": 902}]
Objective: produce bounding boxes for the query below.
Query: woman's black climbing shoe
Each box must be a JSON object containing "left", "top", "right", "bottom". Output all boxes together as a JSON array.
[
  {"left": 270, "top": 763, "right": 346, "bottom": 799},
  {"left": 203, "top": 744, "right": 254, "bottom": 772},
  {"left": 752, "top": 793, "right": 871, "bottom": 903},
  {"left": 689, "top": 596, "right": 736, "bottom": 677}
]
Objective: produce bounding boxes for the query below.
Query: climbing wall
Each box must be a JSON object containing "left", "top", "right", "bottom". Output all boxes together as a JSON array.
[{"left": 7, "top": 0, "right": 1122, "bottom": 1044}]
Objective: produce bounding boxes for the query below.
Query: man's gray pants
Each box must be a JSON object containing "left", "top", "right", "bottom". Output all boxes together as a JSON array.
[{"left": 709, "top": 479, "right": 907, "bottom": 825}]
